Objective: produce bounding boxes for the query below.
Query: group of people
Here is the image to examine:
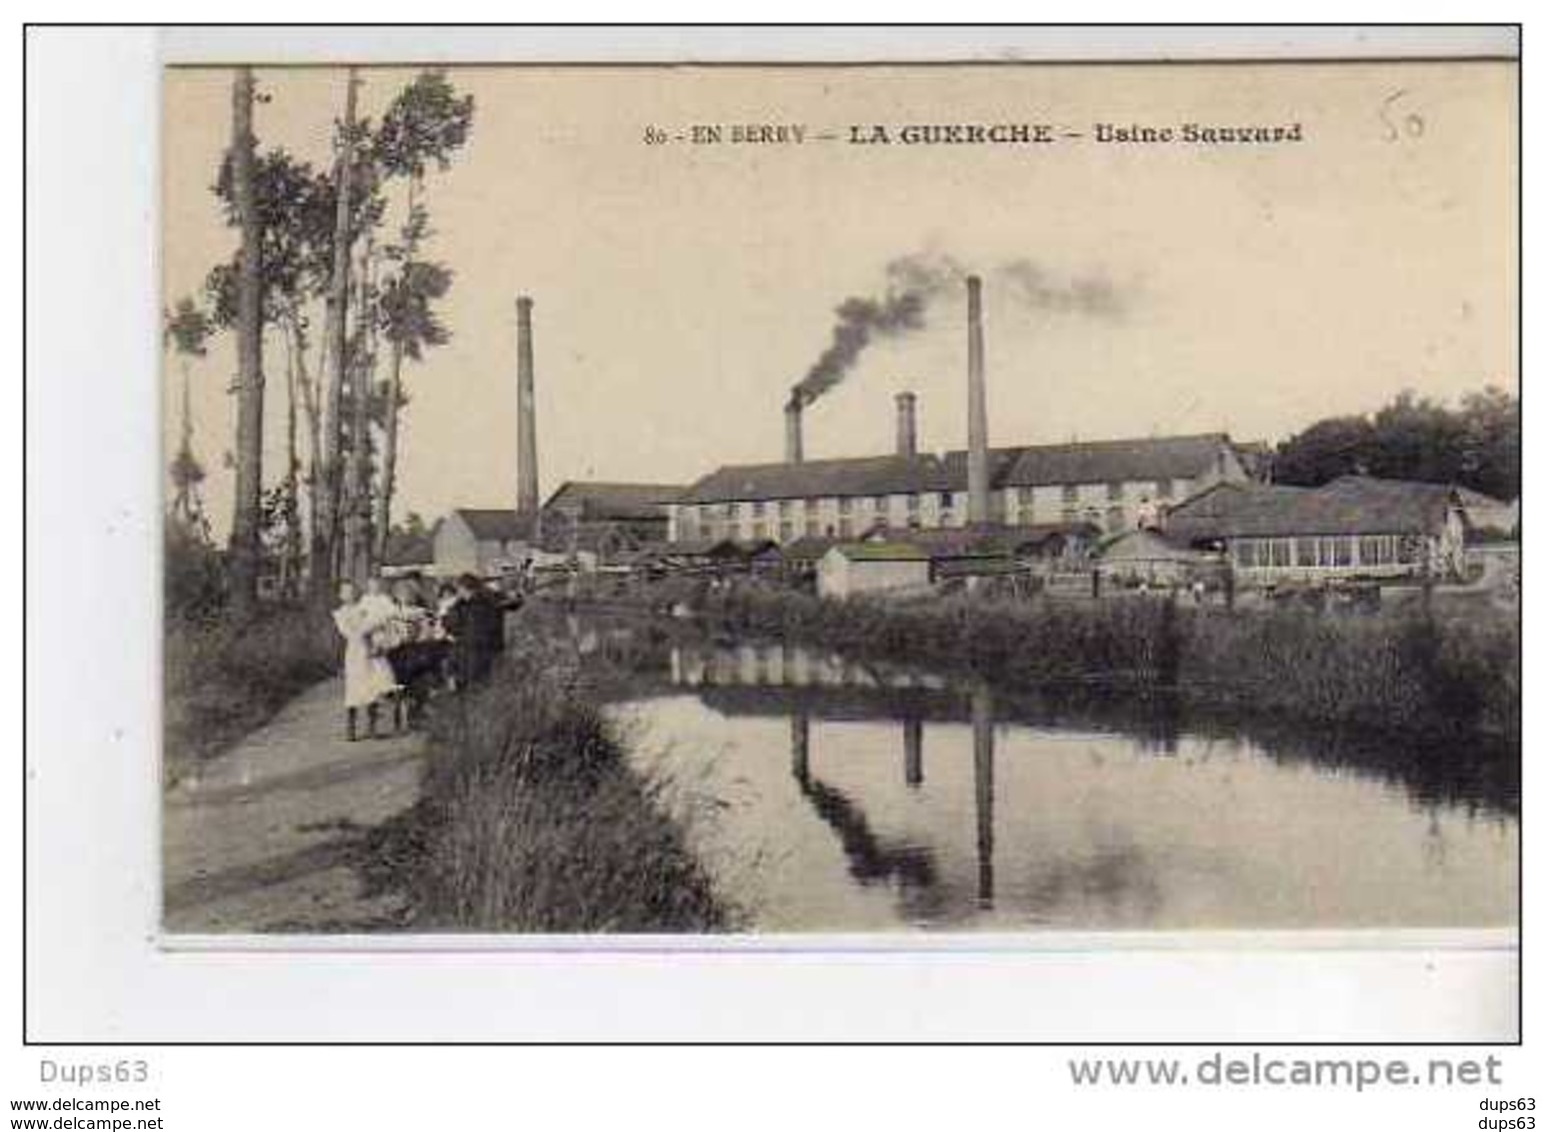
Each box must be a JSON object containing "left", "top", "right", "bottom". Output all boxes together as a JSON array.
[{"left": 332, "top": 573, "right": 512, "bottom": 741}]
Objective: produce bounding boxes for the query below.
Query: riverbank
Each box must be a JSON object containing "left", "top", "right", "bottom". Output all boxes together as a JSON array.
[
  {"left": 368, "top": 638, "right": 729, "bottom": 932},
  {"left": 163, "top": 605, "right": 339, "bottom": 786},
  {"left": 689, "top": 585, "right": 1519, "bottom": 748}
]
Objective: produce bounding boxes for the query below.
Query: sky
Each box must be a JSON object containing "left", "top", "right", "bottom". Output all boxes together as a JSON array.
[{"left": 161, "top": 61, "right": 1518, "bottom": 540}]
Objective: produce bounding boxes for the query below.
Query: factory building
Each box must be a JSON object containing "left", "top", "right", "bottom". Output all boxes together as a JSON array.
[{"left": 668, "top": 426, "right": 1254, "bottom": 544}]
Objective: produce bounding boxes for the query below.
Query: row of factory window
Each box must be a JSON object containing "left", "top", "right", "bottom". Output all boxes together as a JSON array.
[
  {"left": 682, "top": 480, "right": 1177, "bottom": 523},
  {"left": 1231, "top": 534, "right": 1422, "bottom": 570},
  {"left": 678, "top": 506, "right": 1136, "bottom": 545}
]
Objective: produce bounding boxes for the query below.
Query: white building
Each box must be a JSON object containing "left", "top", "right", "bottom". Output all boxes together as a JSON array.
[
  {"left": 817, "top": 543, "right": 933, "bottom": 599},
  {"left": 669, "top": 433, "right": 1253, "bottom": 544}
]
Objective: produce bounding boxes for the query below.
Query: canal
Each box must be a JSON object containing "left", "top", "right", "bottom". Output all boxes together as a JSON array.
[{"left": 597, "top": 629, "right": 1518, "bottom": 933}]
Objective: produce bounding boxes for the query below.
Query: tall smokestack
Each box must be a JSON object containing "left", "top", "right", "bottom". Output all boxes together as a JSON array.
[
  {"left": 516, "top": 296, "right": 539, "bottom": 517},
  {"left": 966, "top": 275, "right": 990, "bottom": 525},
  {"left": 785, "top": 399, "right": 804, "bottom": 464},
  {"left": 895, "top": 391, "right": 918, "bottom": 458}
]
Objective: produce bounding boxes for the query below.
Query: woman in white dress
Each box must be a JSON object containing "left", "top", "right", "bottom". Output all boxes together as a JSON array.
[{"left": 333, "top": 578, "right": 399, "bottom": 740}]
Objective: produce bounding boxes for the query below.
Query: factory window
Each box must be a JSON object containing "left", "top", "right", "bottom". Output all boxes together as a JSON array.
[
  {"left": 1360, "top": 535, "right": 1397, "bottom": 567},
  {"left": 872, "top": 495, "right": 888, "bottom": 511},
  {"left": 729, "top": 502, "right": 742, "bottom": 519},
  {"left": 1156, "top": 479, "right": 1174, "bottom": 499},
  {"left": 753, "top": 522, "right": 767, "bottom": 541},
  {"left": 1107, "top": 482, "right": 1124, "bottom": 502},
  {"left": 778, "top": 521, "right": 794, "bottom": 543},
  {"left": 1061, "top": 484, "right": 1078, "bottom": 504},
  {"left": 1234, "top": 541, "right": 1257, "bottom": 568},
  {"left": 1295, "top": 537, "right": 1320, "bottom": 567},
  {"left": 1016, "top": 487, "right": 1035, "bottom": 517},
  {"left": 1263, "top": 538, "right": 1293, "bottom": 568},
  {"left": 752, "top": 500, "right": 765, "bottom": 517},
  {"left": 804, "top": 497, "right": 819, "bottom": 512},
  {"left": 906, "top": 493, "right": 920, "bottom": 513},
  {"left": 1328, "top": 536, "right": 1353, "bottom": 567},
  {"left": 1397, "top": 536, "right": 1422, "bottom": 565},
  {"left": 940, "top": 491, "right": 955, "bottom": 511},
  {"left": 838, "top": 518, "right": 853, "bottom": 538},
  {"left": 838, "top": 496, "right": 853, "bottom": 513}
]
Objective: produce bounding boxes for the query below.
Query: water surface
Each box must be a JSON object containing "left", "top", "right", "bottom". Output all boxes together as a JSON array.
[{"left": 610, "top": 638, "right": 1518, "bottom": 932}]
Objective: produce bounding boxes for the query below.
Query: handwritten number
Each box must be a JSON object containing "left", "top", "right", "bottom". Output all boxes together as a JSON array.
[{"left": 1380, "top": 89, "right": 1426, "bottom": 142}]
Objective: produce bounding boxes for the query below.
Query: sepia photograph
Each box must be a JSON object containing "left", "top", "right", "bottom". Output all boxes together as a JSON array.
[{"left": 157, "top": 53, "right": 1519, "bottom": 944}]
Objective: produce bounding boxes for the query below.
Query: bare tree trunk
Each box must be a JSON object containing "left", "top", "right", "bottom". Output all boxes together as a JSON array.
[
  {"left": 343, "top": 234, "right": 377, "bottom": 583},
  {"left": 171, "top": 357, "right": 193, "bottom": 525},
  {"left": 312, "top": 67, "right": 359, "bottom": 603},
  {"left": 373, "top": 335, "right": 404, "bottom": 561},
  {"left": 373, "top": 175, "right": 424, "bottom": 562},
  {"left": 227, "top": 66, "right": 265, "bottom": 619},
  {"left": 280, "top": 325, "right": 302, "bottom": 598},
  {"left": 285, "top": 307, "right": 323, "bottom": 592}
]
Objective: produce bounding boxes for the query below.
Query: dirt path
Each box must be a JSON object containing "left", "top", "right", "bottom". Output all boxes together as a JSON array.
[{"left": 162, "top": 679, "right": 427, "bottom": 934}]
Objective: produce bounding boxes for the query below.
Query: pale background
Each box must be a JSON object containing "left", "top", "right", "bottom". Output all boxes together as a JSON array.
[
  {"left": 21, "top": 22, "right": 1527, "bottom": 1071},
  {"left": 161, "top": 58, "right": 1518, "bottom": 538}
]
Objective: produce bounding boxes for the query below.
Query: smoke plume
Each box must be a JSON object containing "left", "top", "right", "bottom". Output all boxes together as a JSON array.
[
  {"left": 788, "top": 253, "right": 1124, "bottom": 410},
  {"left": 998, "top": 259, "right": 1124, "bottom": 318},
  {"left": 789, "top": 252, "right": 964, "bottom": 410}
]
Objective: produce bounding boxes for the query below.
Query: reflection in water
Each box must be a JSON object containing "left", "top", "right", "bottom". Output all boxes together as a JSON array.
[
  {"left": 609, "top": 635, "right": 1517, "bottom": 931},
  {"left": 972, "top": 687, "right": 995, "bottom": 909},
  {"left": 903, "top": 718, "right": 923, "bottom": 788},
  {"left": 789, "top": 709, "right": 938, "bottom": 890}
]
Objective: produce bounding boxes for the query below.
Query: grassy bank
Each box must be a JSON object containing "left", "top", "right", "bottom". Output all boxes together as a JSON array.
[
  {"left": 163, "top": 605, "right": 338, "bottom": 785},
  {"left": 693, "top": 585, "right": 1519, "bottom": 746},
  {"left": 371, "top": 642, "right": 728, "bottom": 932}
]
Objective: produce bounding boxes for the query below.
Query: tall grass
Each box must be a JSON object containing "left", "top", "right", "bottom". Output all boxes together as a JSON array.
[
  {"left": 696, "top": 584, "right": 1518, "bottom": 745},
  {"left": 163, "top": 605, "right": 338, "bottom": 785},
  {"left": 382, "top": 644, "right": 727, "bottom": 932}
]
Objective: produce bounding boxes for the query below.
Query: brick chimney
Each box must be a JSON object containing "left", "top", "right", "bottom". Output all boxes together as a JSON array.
[
  {"left": 516, "top": 296, "right": 539, "bottom": 519},
  {"left": 785, "top": 397, "right": 804, "bottom": 464},
  {"left": 895, "top": 391, "right": 918, "bottom": 458},
  {"left": 966, "top": 275, "right": 990, "bottom": 525}
]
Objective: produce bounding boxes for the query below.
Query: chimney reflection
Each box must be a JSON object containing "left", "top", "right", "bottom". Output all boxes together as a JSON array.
[
  {"left": 972, "top": 686, "right": 996, "bottom": 908},
  {"left": 903, "top": 717, "right": 924, "bottom": 788},
  {"left": 791, "top": 711, "right": 810, "bottom": 785}
]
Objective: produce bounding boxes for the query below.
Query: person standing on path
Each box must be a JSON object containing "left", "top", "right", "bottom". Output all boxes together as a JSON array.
[
  {"left": 443, "top": 574, "right": 507, "bottom": 687},
  {"left": 333, "top": 578, "right": 398, "bottom": 740}
]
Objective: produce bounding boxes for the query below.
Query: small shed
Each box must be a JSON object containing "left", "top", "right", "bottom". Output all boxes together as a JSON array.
[
  {"left": 1097, "top": 528, "right": 1201, "bottom": 586},
  {"left": 380, "top": 529, "right": 436, "bottom": 578},
  {"left": 433, "top": 509, "right": 539, "bottom": 578},
  {"left": 817, "top": 542, "right": 932, "bottom": 599}
]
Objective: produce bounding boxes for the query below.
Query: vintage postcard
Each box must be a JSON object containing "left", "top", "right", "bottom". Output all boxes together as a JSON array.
[{"left": 160, "top": 55, "right": 1518, "bottom": 942}]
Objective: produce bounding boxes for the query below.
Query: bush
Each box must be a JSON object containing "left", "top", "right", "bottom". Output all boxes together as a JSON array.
[
  {"left": 165, "top": 524, "right": 227, "bottom": 624},
  {"left": 163, "top": 603, "right": 339, "bottom": 784},
  {"left": 392, "top": 645, "right": 727, "bottom": 932},
  {"left": 693, "top": 587, "right": 1517, "bottom": 744}
]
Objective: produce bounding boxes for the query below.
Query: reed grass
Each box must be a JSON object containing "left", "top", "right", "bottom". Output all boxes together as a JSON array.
[
  {"left": 162, "top": 604, "right": 339, "bottom": 785},
  {"left": 697, "top": 584, "right": 1518, "bottom": 744},
  {"left": 388, "top": 644, "right": 728, "bottom": 932}
]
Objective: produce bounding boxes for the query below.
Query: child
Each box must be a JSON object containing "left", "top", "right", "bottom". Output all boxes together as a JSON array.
[{"left": 332, "top": 579, "right": 398, "bottom": 740}]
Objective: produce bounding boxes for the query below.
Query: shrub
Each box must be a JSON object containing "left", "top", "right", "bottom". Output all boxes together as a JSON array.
[
  {"left": 693, "top": 586, "right": 1517, "bottom": 744},
  {"left": 395, "top": 645, "right": 727, "bottom": 932},
  {"left": 163, "top": 603, "right": 338, "bottom": 783}
]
